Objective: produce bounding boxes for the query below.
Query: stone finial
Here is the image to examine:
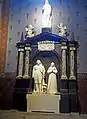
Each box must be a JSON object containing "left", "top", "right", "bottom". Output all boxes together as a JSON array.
[
  {"left": 71, "top": 31, "right": 75, "bottom": 41},
  {"left": 25, "top": 25, "right": 35, "bottom": 39},
  {"left": 20, "top": 32, "right": 24, "bottom": 41}
]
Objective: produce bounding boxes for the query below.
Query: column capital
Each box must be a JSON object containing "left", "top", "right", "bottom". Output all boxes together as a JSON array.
[
  {"left": 61, "top": 46, "right": 67, "bottom": 50},
  {"left": 25, "top": 47, "right": 31, "bottom": 51},
  {"left": 18, "top": 48, "right": 24, "bottom": 52},
  {"left": 70, "top": 47, "right": 76, "bottom": 51}
]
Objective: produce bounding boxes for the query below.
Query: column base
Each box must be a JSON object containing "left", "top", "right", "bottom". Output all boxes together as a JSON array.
[
  {"left": 61, "top": 75, "right": 67, "bottom": 80},
  {"left": 69, "top": 76, "right": 76, "bottom": 80},
  {"left": 16, "top": 75, "right": 23, "bottom": 79},
  {"left": 23, "top": 75, "right": 29, "bottom": 79}
]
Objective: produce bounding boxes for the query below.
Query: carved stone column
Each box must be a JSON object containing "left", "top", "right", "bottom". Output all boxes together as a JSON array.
[
  {"left": 69, "top": 47, "right": 76, "bottom": 79},
  {"left": 16, "top": 49, "right": 24, "bottom": 78},
  {"left": 61, "top": 46, "right": 67, "bottom": 79},
  {"left": 23, "top": 47, "right": 31, "bottom": 79}
]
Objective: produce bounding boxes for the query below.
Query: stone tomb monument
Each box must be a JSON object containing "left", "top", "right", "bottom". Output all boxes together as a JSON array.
[
  {"left": 16, "top": 31, "right": 78, "bottom": 113},
  {"left": 15, "top": 0, "right": 79, "bottom": 114}
]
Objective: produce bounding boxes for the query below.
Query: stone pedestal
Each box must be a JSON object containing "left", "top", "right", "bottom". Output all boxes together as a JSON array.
[
  {"left": 60, "top": 93, "right": 70, "bottom": 113},
  {"left": 60, "top": 80, "right": 70, "bottom": 113},
  {"left": 26, "top": 93, "right": 60, "bottom": 113},
  {"left": 69, "top": 80, "right": 78, "bottom": 112}
]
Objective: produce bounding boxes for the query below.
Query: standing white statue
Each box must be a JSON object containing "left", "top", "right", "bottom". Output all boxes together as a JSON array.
[
  {"left": 47, "top": 62, "right": 58, "bottom": 94},
  {"left": 32, "top": 60, "right": 45, "bottom": 93},
  {"left": 57, "top": 22, "right": 67, "bottom": 37},
  {"left": 42, "top": 0, "right": 52, "bottom": 28}
]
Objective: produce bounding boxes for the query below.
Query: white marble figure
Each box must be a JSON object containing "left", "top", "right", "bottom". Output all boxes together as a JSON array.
[
  {"left": 32, "top": 60, "right": 45, "bottom": 93},
  {"left": 25, "top": 25, "right": 34, "bottom": 38},
  {"left": 57, "top": 22, "right": 67, "bottom": 37},
  {"left": 47, "top": 62, "right": 57, "bottom": 94},
  {"left": 42, "top": 0, "right": 52, "bottom": 28}
]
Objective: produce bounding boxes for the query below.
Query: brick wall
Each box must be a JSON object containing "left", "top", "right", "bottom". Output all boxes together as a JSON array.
[{"left": 0, "top": 0, "right": 10, "bottom": 73}]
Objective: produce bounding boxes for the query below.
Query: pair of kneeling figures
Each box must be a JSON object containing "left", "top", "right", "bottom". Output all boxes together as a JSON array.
[{"left": 32, "top": 60, "right": 58, "bottom": 94}]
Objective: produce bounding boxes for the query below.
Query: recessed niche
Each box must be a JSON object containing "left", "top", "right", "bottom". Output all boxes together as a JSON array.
[
  {"left": 19, "top": 8, "right": 21, "bottom": 13},
  {"left": 85, "top": 29, "right": 87, "bottom": 35},
  {"left": 10, "top": 25, "right": 13, "bottom": 30},
  {"left": 76, "top": 0, "right": 78, "bottom": 4},
  {"left": 34, "top": 18, "right": 37, "bottom": 24},
  {"left": 26, "top": 13, "right": 30, "bottom": 19},
  {"left": 68, "top": 17, "right": 70, "bottom": 22},
  {"left": 68, "top": 6, "right": 70, "bottom": 11},
  {"left": 59, "top": 0, "right": 62, "bottom": 5},
  {"left": 9, "top": 37, "right": 12, "bottom": 43},
  {"left": 11, "top": 14, "right": 13, "bottom": 20},
  {"left": 76, "top": 24, "right": 80, "bottom": 29},
  {"left": 35, "top": 8, "right": 37, "bottom": 12},
  {"left": 17, "top": 32, "right": 20, "bottom": 36},
  {"left": 8, "top": 50, "right": 11, "bottom": 55},
  {"left": 76, "top": 12, "right": 79, "bottom": 16},
  {"left": 59, "top": 12, "right": 62, "bottom": 16},
  {"left": 84, "top": 16, "right": 87, "bottom": 22},
  {"left": 18, "top": 20, "right": 21, "bottom": 24},
  {"left": 84, "top": 5, "right": 87, "bottom": 11},
  {"left": 7, "top": 63, "right": 10, "bottom": 68},
  {"left": 76, "top": 36, "right": 80, "bottom": 41}
]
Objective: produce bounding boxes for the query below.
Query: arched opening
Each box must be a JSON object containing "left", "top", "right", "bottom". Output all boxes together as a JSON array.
[{"left": 30, "top": 51, "right": 61, "bottom": 92}]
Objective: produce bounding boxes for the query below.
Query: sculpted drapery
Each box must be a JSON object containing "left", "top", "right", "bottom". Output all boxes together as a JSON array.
[
  {"left": 32, "top": 60, "right": 45, "bottom": 93},
  {"left": 47, "top": 62, "right": 58, "bottom": 94}
]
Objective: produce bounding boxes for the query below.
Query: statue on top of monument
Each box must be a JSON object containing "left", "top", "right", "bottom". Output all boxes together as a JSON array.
[
  {"left": 42, "top": 0, "right": 52, "bottom": 28},
  {"left": 57, "top": 22, "right": 67, "bottom": 38},
  {"left": 25, "top": 25, "right": 35, "bottom": 39}
]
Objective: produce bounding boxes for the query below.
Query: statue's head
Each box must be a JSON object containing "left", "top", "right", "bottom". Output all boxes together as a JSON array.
[
  {"left": 59, "top": 22, "right": 63, "bottom": 27},
  {"left": 45, "top": 0, "right": 49, "bottom": 4},
  {"left": 25, "top": 25, "right": 29, "bottom": 32},
  {"left": 36, "top": 60, "right": 41, "bottom": 65},
  {"left": 29, "top": 25, "right": 34, "bottom": 30},
  {"left": 51, "top": 62, "right": 55, "bottom": 67}
]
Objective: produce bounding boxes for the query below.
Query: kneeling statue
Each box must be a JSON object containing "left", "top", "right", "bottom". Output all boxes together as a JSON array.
[{"left": 47, "top": 62, "right": 58, "bottom": 94}]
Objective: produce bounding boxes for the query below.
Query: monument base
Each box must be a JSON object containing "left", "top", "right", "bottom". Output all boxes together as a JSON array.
[{"left": 26, "top": 93, "right": 60, "bottom": 114}]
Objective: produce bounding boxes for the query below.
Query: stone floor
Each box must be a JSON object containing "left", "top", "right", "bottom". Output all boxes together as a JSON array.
[{"left": 0, "top": 111, "right": 87, "bottom": 119}]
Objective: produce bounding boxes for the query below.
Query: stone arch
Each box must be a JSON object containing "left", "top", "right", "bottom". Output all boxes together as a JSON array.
[{"left": 30, "top": 50, "right": 61, "bottom": 91}]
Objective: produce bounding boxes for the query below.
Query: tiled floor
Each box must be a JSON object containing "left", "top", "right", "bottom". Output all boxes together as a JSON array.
[{"left": 0, "top": 111, "right": 87, "bottom": 119}]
